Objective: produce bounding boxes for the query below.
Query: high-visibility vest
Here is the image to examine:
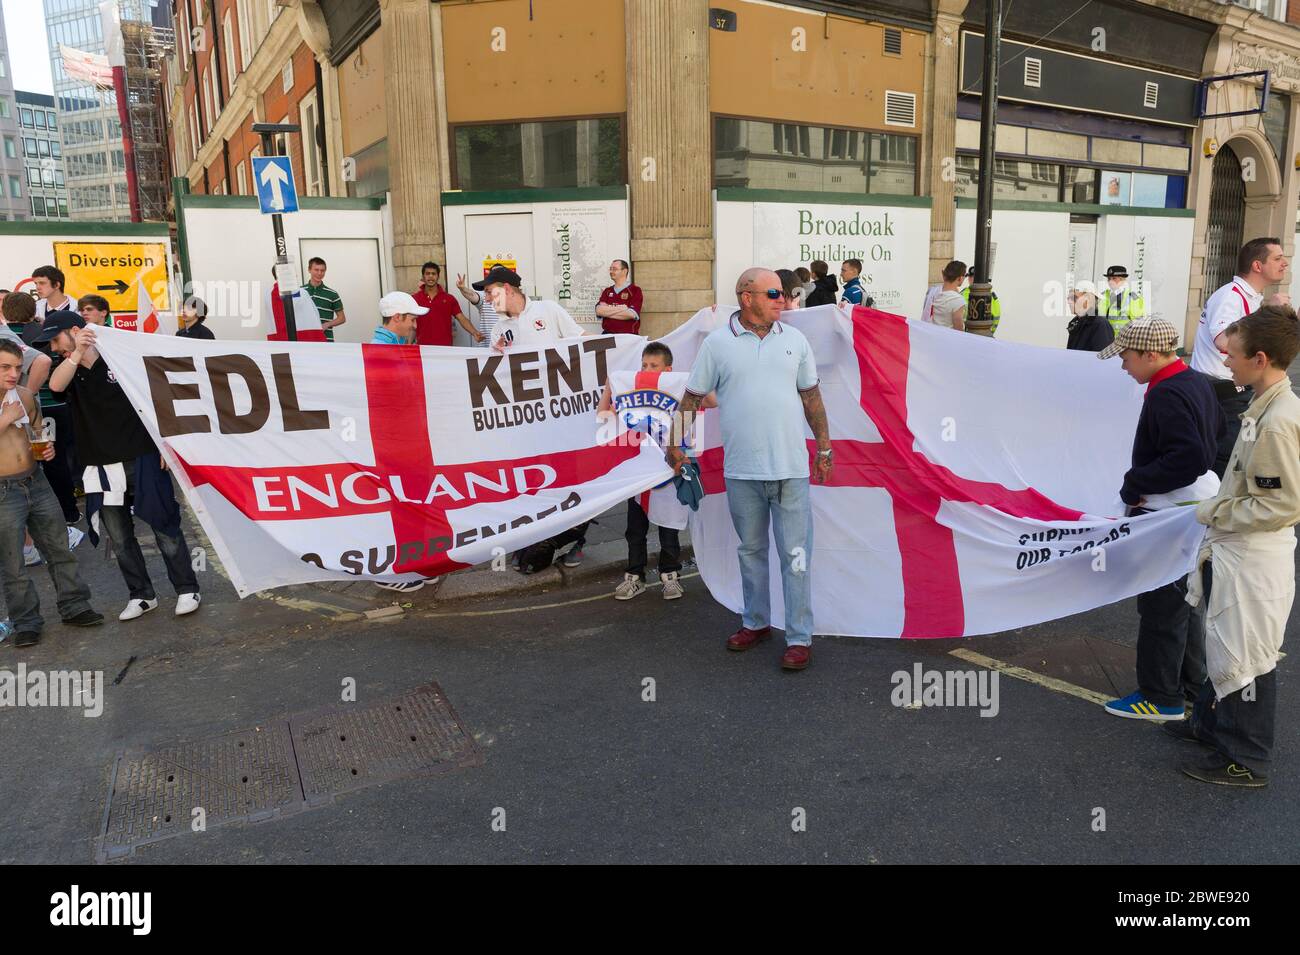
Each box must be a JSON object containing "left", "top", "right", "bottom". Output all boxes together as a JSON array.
[
  {"left": 1099, "top": 288, "right": 1145, "bottom": 332},
  {"left": 961, "top": 286, "right": 1001, "bottom": 333}
]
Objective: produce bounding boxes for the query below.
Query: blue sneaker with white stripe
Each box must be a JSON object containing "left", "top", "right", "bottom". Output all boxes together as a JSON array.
[{"left": 1104, "top": 691, "right": 1185, "bottom": 721}]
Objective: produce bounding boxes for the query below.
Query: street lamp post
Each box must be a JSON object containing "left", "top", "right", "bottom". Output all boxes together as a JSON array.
[{"left": 968, "top": 0, "right": 1001, "bottom": 337}]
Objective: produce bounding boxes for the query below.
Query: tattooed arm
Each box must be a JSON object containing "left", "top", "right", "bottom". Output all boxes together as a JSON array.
[
  {"left": 666, "top": 391, "right": 705, "bottom": 472},
  {"left": 801, "top": 384, "right": 833, "bottom": 482}
]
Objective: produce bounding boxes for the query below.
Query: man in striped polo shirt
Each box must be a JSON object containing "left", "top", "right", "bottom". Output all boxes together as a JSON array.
[{"left": 302, "top": 257, "right": 347, "bottom": 342}]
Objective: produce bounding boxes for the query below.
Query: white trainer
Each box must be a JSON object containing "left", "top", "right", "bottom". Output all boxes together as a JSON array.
[
  {"left": 661, "top": 571, "right": 684, "bottom": 600},
  {"left": 119, "top": 598, "right": 159, "bottom": 621},
  {"left": 23, "top": 544, "right": 42, "bottom": 566},
  {"left": 66, "top": 526, "right": 85, "bottom": 550},
  {"left": 175, "top": 592, "right": 201, "bottom": 616},
  {"left": 614, "top": 573, "right": 646, "bottom": 600}
]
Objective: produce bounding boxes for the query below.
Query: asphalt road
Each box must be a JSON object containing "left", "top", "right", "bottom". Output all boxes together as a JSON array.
[{"left": 1, "top": 524, "right": 1295, "bottom": 865}]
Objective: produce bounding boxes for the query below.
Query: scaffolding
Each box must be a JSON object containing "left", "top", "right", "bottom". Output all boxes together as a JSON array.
[{"left": 120, "top": 19, "right": 174, "bottom": 222}]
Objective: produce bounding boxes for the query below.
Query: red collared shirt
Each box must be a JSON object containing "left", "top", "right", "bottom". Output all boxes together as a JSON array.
[
  {"left": 598, "top": 282, "right": 643, "bottom": 334},
  {"left": 413, "top": 284, "right": 463, "bottom": 346},
  {"left": 1145, "top": 358, "right": 1188, "bottom": 396}
]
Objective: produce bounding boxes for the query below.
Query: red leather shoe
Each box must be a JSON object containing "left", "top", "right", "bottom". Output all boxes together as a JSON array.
[
  {"left": 726, "top": 626, "right": 771, "bottom": 651},
  {"left": 781, "top": 645, "right": 811, "bottom": 670}
]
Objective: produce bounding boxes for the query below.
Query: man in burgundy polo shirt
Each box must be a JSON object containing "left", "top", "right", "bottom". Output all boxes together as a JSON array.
[
  {"left": 595, "top": 259, "right": 643, "bottom": 334},
  {"left": 413, "top": 261, "right": 484, "bottom": 346}
]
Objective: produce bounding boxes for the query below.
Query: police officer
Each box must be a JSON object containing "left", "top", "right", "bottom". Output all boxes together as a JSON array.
[
  {"left": 1098, "top": 265, "right": 1145, "bottom": 334},
  {"left": 961, "top": 267, "right": 1001, "bottom": 334}
]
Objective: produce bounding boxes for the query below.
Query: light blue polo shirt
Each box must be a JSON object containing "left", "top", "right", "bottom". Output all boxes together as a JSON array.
[{"left": 686, "top": 311, "right": 819, "bottom": 480}]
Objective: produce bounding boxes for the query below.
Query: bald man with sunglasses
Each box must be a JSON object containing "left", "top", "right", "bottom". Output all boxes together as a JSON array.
[{"left": 669, "top": 268, "right": 832, "bottom": 670}]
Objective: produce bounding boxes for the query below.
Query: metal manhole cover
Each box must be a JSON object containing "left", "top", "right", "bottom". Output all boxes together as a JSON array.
[
  {"left": 290, "top": 684, "right": 481, "bottom": 802},
  {"left": 96, "top": 682, "right": 479, "bottom": 861},
  {"left": 98, "top": 724, "right": 302, "bottom": 861}
]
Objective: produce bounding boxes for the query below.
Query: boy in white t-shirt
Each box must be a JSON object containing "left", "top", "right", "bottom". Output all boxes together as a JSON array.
[{"left": 927, "top": 260, "right": 967, "bottom": 330}]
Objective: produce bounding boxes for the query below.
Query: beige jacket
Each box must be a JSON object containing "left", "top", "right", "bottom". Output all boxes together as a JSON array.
[
  {"left": 1197, "top": 377, "right": 1300, "bottom": 533},
  {"left": 1189, "top": 376, "right": 1300, "bottom": 697}
]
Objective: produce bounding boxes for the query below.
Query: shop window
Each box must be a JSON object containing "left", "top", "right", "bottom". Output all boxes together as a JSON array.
[
  {"left": 1063, "top": 166, "right": 1097, "bottom": 204},
  {"left": 714, "top": 117, "right": 918, "bottom": 196},
  {"left": 453, "top": 117, "right": 623, "bottom": 192}
]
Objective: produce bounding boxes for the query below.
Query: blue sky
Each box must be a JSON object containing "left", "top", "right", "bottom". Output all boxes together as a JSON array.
[{"left": 3, "top": 0, "right": 54, "bottom": 95}]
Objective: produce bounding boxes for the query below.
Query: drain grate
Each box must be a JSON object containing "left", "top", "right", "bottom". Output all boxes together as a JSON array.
[
  {"left": 291, "top": 684, "right": 481, "bottom": 802},
  {"left": 98, "top": 724, "right": 303, "bottom": 861},
  {"left": 97, "top": 682, "right": 479, "bottom": 861}
]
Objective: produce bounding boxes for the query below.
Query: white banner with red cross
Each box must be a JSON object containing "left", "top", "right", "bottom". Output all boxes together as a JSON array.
[
  {"left": 91, "top": 304, "right": 1208, "bottom": 637},
  {"left": 90, "top": 328, "right": 670, "bottom": 597},
  {"left": 631, "top": 304, "right": 1210, "bottom": 638}
]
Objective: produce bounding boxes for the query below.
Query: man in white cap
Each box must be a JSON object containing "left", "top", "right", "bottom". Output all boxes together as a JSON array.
[{"left": 372, "top": 291, "right": 427, "bottom": 345}]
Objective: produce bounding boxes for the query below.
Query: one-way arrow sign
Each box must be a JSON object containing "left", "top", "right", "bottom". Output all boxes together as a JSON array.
[
  {"left": 97, "top": 279, "right": 130, "bottom": 295},
  {"left": 252, "top": 156, "right": 298, "bottom": 215}
]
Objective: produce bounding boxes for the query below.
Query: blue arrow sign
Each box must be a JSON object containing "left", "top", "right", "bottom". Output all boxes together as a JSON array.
[{"left": 253, "top": 156, "right": 298, "bottom": 215}]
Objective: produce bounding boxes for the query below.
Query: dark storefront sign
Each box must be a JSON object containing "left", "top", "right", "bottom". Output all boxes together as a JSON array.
[
  {"left": 963, "top": 0, "right": 1213, "bottom": 76},
  {"left": 961, "top": 33, "right": 1198, "bottom": 128}
]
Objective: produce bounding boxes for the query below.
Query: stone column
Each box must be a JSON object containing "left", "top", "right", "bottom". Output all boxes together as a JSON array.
[
  {"left": 380, "top": 0, "right": 446, "bottom": 290},
  {"left": 926, "top": 5, "right": 964, "bottom": 284},
  {"left": 626, "top": 0, "right": 714, "bottom": 336}
]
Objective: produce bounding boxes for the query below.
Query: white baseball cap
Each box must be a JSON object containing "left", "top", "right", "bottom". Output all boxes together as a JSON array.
[{"left": 378, "top": 291, "right": 428, "bottom": 318}]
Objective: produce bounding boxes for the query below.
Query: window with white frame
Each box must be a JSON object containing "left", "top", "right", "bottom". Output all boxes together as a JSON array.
[
  {"left": 177, "top": 5, "right": 187, "bottom": 70},
  {"left": 299, "top": 91, "right": 322, "bottom": 195},
  {"left": 282, "top": 59, "right": 294, "bottom": 94},
  {"left": 201, "top": 67, "right": 212, "bottom": 134},
  {"left": 235, "top": 159, "right": 247, "bottom": 195},
  {"left": 237, "top": 0, "right": 254, "bottom": 71},
  {"left": 224, "top": 11, "right": 237, "bottom": 86}
]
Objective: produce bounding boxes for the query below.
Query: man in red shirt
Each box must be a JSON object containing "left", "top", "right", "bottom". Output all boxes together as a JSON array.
[
  {"left": 413, "top": 261, "right": 484, "bottom": 346},
  {"left": 595, "top": 259, "right": 643, "bottom": 334}
]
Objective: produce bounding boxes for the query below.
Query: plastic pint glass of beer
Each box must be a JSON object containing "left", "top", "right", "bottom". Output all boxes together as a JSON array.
[{"left": 26, "top": 419, "right": 54, "bottom": 458}]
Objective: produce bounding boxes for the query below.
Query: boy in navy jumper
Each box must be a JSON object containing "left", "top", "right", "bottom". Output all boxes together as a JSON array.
[{"left": 1098, "top": 319, "right": 1226, "bottom": 721}]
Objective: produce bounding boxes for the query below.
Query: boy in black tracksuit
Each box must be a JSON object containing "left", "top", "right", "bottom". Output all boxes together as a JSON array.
[{"left": 1098, "top": 319, "right": 1225, "bottom": 721}]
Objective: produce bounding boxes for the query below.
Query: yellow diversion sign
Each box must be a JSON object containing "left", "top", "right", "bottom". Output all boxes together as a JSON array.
[{"left": 54, "top": 241, "right": 170, "bottom": 311}]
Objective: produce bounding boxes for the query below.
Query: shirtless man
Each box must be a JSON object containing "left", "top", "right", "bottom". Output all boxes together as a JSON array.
[{"left": 0, "top": 341, "right": 103, "bottom": 647}]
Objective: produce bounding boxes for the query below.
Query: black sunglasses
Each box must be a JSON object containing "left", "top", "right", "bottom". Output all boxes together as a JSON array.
[{"left": 743, "top": 287, "right": 783, "bottom": 300}]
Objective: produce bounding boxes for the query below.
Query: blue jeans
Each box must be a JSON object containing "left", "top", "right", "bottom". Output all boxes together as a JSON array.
[
  {"left": 0, "top": 469, "right": 94, "bottom": 633},
  {"left": 726, "top": 478, "right": 814, "bottom": 646}
]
